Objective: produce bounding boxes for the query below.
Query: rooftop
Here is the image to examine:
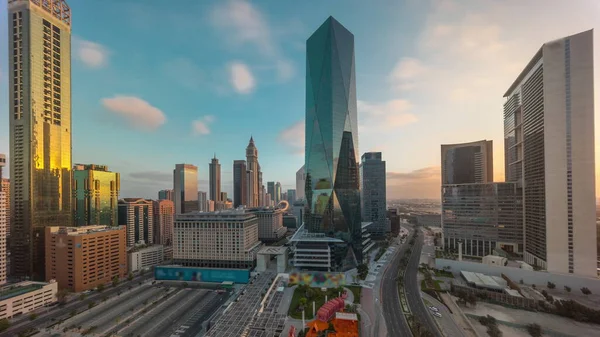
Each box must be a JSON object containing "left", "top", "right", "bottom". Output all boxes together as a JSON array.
[
  {"left": 461, "top": 271, "right": 507, "bottom": 291},
  {"left": 0, "top": 281, "right": 54, "bottom": 301},
  {"left": 289, "top": 224, "right": 345, "bottom": 243},
  {"left": 51, "top": 225, "right": 123, "bottom": 236}
]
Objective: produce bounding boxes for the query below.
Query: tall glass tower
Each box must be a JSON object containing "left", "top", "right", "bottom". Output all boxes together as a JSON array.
[
  {"left": 8, "top": 0, "right": 73, "bottom": 280},
  {"left": 304, "top": 16, "right": 362, "bottom": 269}
]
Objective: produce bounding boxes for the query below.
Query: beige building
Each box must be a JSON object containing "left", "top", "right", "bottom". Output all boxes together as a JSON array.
[
  {"left": 45, "top": 226, "right": 127, "bottom": 292},
  {"left": 174, "top": 210, "right": 261, "bottom": 269},
  {"left": 249, "top": 208, "right": 286, "bottom": 242},
  {"left": 153, "top": 199, "right": 174, "bottom": 246},
  {"left": 118, "top": 198, "right": 153, "bottom": 247},
  {"left": 0, "top": 280, "right": 57, "bottom": 319},
  {"left": 128, "top": 245, "right": 164, "bottom": 273},
  {"left": 503, "top": 30, "right": 596, "bottom": 276}
]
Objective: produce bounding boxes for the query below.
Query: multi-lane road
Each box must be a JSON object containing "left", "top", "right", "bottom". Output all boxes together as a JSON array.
[
  {"left": 0, "top": 273, "right": 154, "bottom": 337},
  {"left": 380, "top": 227, "right": 413, "bottom": 337}
]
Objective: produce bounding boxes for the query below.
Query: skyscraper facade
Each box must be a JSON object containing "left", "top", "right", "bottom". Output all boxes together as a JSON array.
[
  {"left": 503, "top": 30, "right": 596, "bottom": 276},
  {"left": 287, "top": 189, "right": 297, "bottom": 203},
  {"left": 73, "top": 164, "right": 120, "bottom": 227},
  {"left": 209, "top": 155, "right": 221, "bottom": 203},
  {"left": 118, "top": 198, "right": 153, "bottom": 247},
  {"left": 246, "top": 137, "right": 260, "bottom": 207},
  {"left": 303, "top": 17, "right": 362, "bottom": 270},
  {"left": 173, "top": 164, "right": 199, "bottom": 214},
  {"left": 152, "top": 199, "right": 174, "bottom": 246},
  {"left": 360, "top": 152, "right": 387, "bottom": 236},
  {"left": 233, "top": 160, "right": 247, "bottom": 208},
  {"left": 296, "top": 165, "right": 306, "bottom": 201},
  {"left": 158, "top": 189, "right": 174, "bottom": 201},
  {"left": 441, "top": 140, "right": 493, "bottom": 185},
  {"left": 267, "top": 182, "right": 275, "bottom": 201},
  {"left": 198, "top": 191, "right": 207, "bottom": 212},
  {"left": 275, "top": 182, "right": 282, "bottom": 203},
  {"left": 0, "top": 154, "right": 6, "bottom": 282},
  {"left": 8, "top": 0, "right": 73, "bottom": 280}
]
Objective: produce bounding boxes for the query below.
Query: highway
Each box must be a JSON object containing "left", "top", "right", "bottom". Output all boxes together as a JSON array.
[
  {"left": 404, "top": 229, "right": 442, "bottom": 337},
  {"left": 0, "top": 273, "right": 154, "bottom": 337},
  {"left": 380, "top": 227, "right": 412, "bottom": 337}
]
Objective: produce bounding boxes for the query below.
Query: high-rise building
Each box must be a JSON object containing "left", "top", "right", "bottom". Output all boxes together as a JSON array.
[
  {"left": 118, "top": 198, "right": 153, "bottom": 247},
  {"left": 198, "top": 191, "right": 207, "bottom": 212},
  {"left": 296, "top": 165, "right": 306, "bottom": 201},
  {"left": 73, "top": 164, "right": 120, "bottom": 227},
  {"left": 45, "top": 225, "right": 127, "bottom": 292},
  {"left": 152, "top": 199, "right": 174, "bottom": 246},
  {"left": 233, "top": 160, "right": 247, "bottom": 208},
  {"left": 247, "top": 207, "right": 286, "bottom": 242},
  {"left": 246, "top": 137, "right": 260, "bottom": 207},
  {"left": 442, "top": 183, "right": 523, "bottom": 256},
  {"left": 158, "top": 189, "right": 174, "bottom": 201},
  {"left": 267, "top": 182, "right": 275, "bottom": 200},
  {"left": 0, "top": 155, "right": 6, "bottom": 283},
  {"left": 360, "top": 152, "right": 387, "bottom": 236},
  {"left": 173, "top": 210, "right": 261, "bottom": 269},
  {"left": 8, "top": 0, "right": 73, "bottom": 281},
  {"left": 220, "top": 192, "right": 227, "bottom": 203},
  {"left": 275, "top": 182, "right": 282, "bottom": 203},
  {"left": 173, "top": 164, "right": 199, "bottom": 214},
  {"left": 0, "top": 154, "right": 5, "bottom": 180},
  {"left": 258, "top": 168, "right": 264, "bottom": 207},
  {"left": 302, "top": 17, "right": 362, "bottom": 270},
  {"left": 287, "top": 189, "right": 297, "bottom": 203},
  {"left": 209, "top": 155, "right": 221, "bottom": 202},
  {"left": 441, "top": 140, "right": 493, "bottom": 185},
  {"left": 503, "top": 30, "right": 596, "bottom": 276},
  {"left": 386, "top": 209, "right": 400, "bottom": 236}
]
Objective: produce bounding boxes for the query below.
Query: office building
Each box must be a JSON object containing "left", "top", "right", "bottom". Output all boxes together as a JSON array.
[
  {"left": 248, "top": 207, "right": 286, "bottom": 242},
  {"left": 158, "top": 189, "right": 174, "bottom": 201},
  {"left": 267, "top": 182, "right": 275, "bottom": 202},
  {"left": 287, "top": 189, "right": 297, "bottom": 203},
  {"left": 441, "top": 140, "right": 493, "bottom": 184},
  {"left": 152, "top": 199, "right": 174, "bottom": 246},
  {"left": 128, "top": 245, "right": 164, "bottom": 273},
  {"left": 118, "top": 198, "right": 153, "bottom": 247},
  {"left": 0, "top": 154, "right": 5, "bottom": 180},
  {"left": 8, "top": 0, "right": 73, "bottom": 281},
  {"left": 233, "top": 160, "right": 247, "bottom": 208},
  {"left": 0, "top": 187, "right": 5, "bottom": 284},
  {"left": 442, "top": 183, "right": 523, "bottom": 257},
  {"left": 0, "top": 280, "right": 57, "bottom": 319},
  {"left": 503, "top": 30, "right": 596, "bottom": 276},
  {"left": 1, "top": 179, "right": 9, "bottom": 238},
  {"left": 209, "top": 155, "right": 221, "bottom": 202},
  {"left": 174, "top": 210, "right": 261, "bottom": 269},
  {"left": 303, "top": 17, "right": 362, "bottom": 270},
  {"left": 360, "top": 152, "right": 387, "bottom": 236},
  {"left": 258, "top": 169, "right": 264, "bottom": 207},
  {"left": 266, "top": 193, "right": 273, "bottom": 207},
  {"left": 387, "top": 209, "right": 400, "bottom": 236},
  {"left": 73, "top": 164, "right": 120, "bottom": 227},
  {"left": 296, "top": 165, "right": 306, "bottom": 201},
  {"left": 173, "top": 164, "right": 199, "bottom": 214},
  {"left": 45, "top": 225, "right": 127, "bottom": 292},
  {"left": 198, "top": 191, "right": 207, "bottom": 212},
  {"left": 246, "top": 137, "right": 260, "bottom": 207}
]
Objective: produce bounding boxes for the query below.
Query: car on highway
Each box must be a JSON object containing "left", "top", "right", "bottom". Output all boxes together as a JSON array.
[
  {"left": 428, "top": 306, "right": 439, "bottom": 312},
  {"left": 432, "top": 312, "right": 442, "bottom": 318}
]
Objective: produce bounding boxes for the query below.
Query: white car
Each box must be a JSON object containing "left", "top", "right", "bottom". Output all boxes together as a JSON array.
[
  {"left": 432, "top": 312, "right": 442, "bottom": 318},
  {"left": 428, "top": 306, "right": 439, "bottom": 312}
]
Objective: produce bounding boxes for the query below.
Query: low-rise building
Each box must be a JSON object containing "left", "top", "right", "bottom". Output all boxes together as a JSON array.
[
  {"left": 174, "top": 210, "right": 262, "bottom": 269},
  {"left": 0, "top": 280, "right": 58, "bottom": 319},
  {"left": 128, "top": 245, "right": 164, "bottom": 273},
  {"left": 248, "top": 207, "right": 286, "bottom": 242},
  {"left": 45, "top": 226, "right": 127, "bottom": 292}
]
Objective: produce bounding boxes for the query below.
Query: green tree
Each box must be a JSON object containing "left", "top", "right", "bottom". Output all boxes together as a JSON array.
[
  {"left": 97, "top": 283, "right": 105, "bottom": 292},
  {"left": 70, "top": 310, "right": 77, "bottom": 317},
  {"left": 28, "top": 313, "right": 38, "bottom": 321},
  {"left": 112, "top": 276, "right": 120, "bottom": 287},
  {"left": 581, "top": 287, "right": 592, "bottom": 295},
  {"left": 88, "top": 301, "right": 95, "bottom": 309},
  {"left": 0, "top": 318, "right": 10, "bottom": 332},
  {"left": 564, "top": 286, "right": 571, "bottom": 292},
  {"left": 79, "top": 293, "right": 86, "bottom": 301},
  {"left": 526, "top": 323, "right": 542, "bottom": 337},
  {"left": 547, "top": 282, "right": 556, "bottom": 289},
  {"left": 128, "top": 272, "right": 133, "bottom": 281},
  {"left": 299, "top": 297, "right": 307, "bottom": 309}
]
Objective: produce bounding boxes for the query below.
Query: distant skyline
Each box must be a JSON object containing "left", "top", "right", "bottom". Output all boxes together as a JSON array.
[{"left": 1, "top": 0, "right": 599, "bottom": 200}]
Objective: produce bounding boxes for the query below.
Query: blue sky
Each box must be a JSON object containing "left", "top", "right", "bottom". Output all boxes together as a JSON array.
[{"left": 1, "top": 0, "right": 599, "bottom": 199}]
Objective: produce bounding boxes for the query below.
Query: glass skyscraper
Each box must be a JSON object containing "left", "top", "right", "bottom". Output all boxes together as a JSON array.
[
  {"left": 173, "top": 164, "right": 199, "bottom": 214},
  {"left": 304, "top": 16, "right": 362, "bottom": 270},
  {"left": 8, "top": 0, "right": 73, "bottom": 280},
  {"left": 73, "top": 164, "right": 120, "bottom": 227}
]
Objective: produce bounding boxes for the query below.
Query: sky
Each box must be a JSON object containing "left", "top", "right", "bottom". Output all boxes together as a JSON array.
[{"left": 0, "top": 0, "right": 599, "bottom": 200}]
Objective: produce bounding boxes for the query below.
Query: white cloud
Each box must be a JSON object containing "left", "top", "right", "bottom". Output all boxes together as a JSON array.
[
  {"left": 229, "top": 62, "right": 256, "bottom": 94},
  {"left": 278, "top": 121, "right": 304, "bottom": 155},
  {"left": 359, "top": 99, "right": 418, "bottom": 132},
  {"left": 389, "top": 57, "right": 427, "bottom": 91},
  {"left": 192, "top": 115, "right": 216, "bottom": 136},
  {"left": 74, "top": 38, "right": 109, "bottom": 68},
  {"left": 210, "top": 0, "right": 295, "bottom": 83},
  {"left": 101, "top": 96, "right": 166, "bottom": 131}
]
